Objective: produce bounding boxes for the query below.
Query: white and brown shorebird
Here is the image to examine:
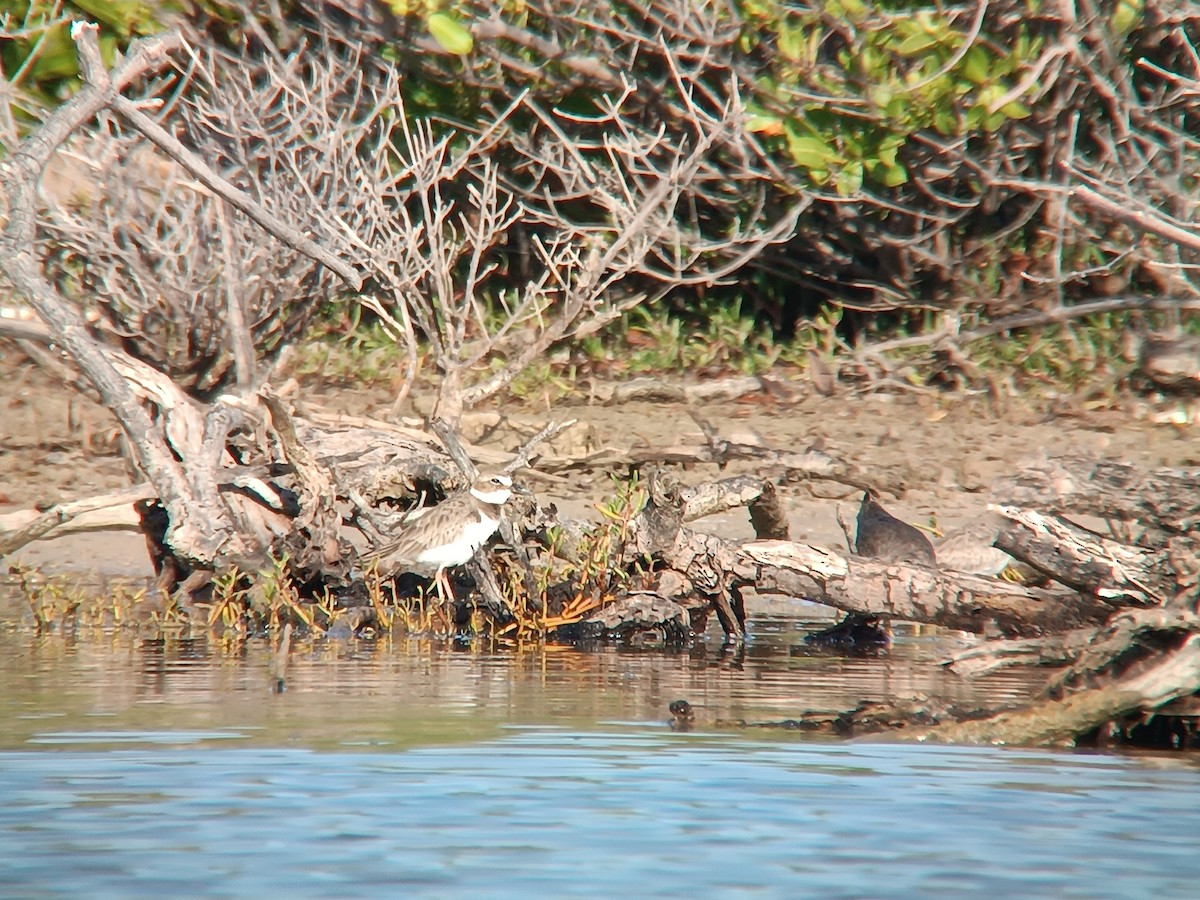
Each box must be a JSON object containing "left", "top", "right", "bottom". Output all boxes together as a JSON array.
[{"left": 367, "top": 472, "right": 523, "bottom": 602}]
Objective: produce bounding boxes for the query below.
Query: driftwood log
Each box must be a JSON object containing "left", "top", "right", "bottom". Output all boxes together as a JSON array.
[{"left": 558, "top": 455, "right": 1200, "bottom": 748}]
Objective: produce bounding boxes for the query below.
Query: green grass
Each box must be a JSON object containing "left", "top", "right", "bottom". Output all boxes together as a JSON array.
[{"left": 284, "top": 299, "right": 1190, "bottom": 410}]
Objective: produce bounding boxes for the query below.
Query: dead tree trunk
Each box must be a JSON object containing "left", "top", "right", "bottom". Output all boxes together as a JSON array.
[{"left": 0, "top": 28, "right": 254, "bottom": 566}]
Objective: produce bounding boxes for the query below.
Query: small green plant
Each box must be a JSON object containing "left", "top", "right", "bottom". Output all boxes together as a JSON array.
[
  {"left": 964, "top": 312, "right": 1137, "bottom": 398},
  {"left": 583, "top": 298, "right": 786, "bottom": 379},
  {"left": 7, "top": 564, "right": 156, "bottom": 631},
  {"left": 206, "top": 565, "right": 248, "bottom": 630},
  {"left": 499, "top": 472, "right": 649, "bottom": 638},
  {"left": 743, "top": 0, "right": 1041, "bottom": 193},
  {"left": 195, "top": 555, "right": 332, "bottom": 634},
  {"left": 289, "top": 313, "right": 417, "bottom": 388},
  {"left": 360, "top": 557, "right": 463, "bottom": 637},
  {"left": 504, "top": 359, "right": 578, "bottom": 406},
  {"left": 1, "top": 1, "right": 166, "bottom": 109},
  {"left": 11, "top": 564, "right": 82, "bottom": 632},
  {"left": 248, "top": 553, "right": 323, "bottom": 633}
]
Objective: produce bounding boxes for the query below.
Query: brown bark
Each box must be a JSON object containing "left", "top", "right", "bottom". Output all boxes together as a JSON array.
[
  {"left": 993, "top": 455, "right": 1200, "bottom": 538},
  {"left": 0, "top": 26, "right": 363, "bottom": 569},
  {"left": 913, "top": 634, "right": 1200, "bottom": 746},
  {"left": 0, "top": 27, "right": 229, "bottom": 562},
  {"left": 993, "top": 507, "right": 1166, "bottom": 603},
  {"left": 741, "top": 540, "right": 1112, "bottom": 638}
]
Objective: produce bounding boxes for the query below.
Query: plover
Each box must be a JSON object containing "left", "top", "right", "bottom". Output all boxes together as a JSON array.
[
  {"left": 935, "top": 515, "right": 1013, "bottom": 577},
  {"left": 367, "top": 472, "right": 523, "bottom": 602}
]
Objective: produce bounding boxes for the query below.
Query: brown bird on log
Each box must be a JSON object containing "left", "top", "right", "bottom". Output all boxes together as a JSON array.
[
  {"left": 855, "top": 491, "right": 936, "bottom": 566},
  {"left": 935, "top": 515, "right": 1014, "bottom": 578},
  {"left": 807, "top": 492, "right": 934, "bottom": 650},
  {"left": 366, "top": 473, "right": 525, "bottom": 603}
]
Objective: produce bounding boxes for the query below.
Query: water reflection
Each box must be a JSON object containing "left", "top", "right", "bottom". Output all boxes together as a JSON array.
[{"left": 0, "top": 615, "right": 1041, "bottom": 751}]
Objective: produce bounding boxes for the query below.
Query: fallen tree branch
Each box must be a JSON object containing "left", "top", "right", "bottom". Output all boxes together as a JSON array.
[
  {"left": 858, "top": 295, "right": 1197, "bottom": 357},
  {"left": 992, "top": 505, "right": 1165, "bottom": 603},
  {"left": 538, "top": 431, "right": 873, "bottom": 492},
  {"left": 993, "top": 455, "right": 1200, "bottom": 537},
  {"left": 943, "top": 629, "right": 1093, "bottom": 678},
  {"left": 677, "top": 475, "right": 775, "bottom": 522},
  {"left": 740, "top": 539, "right": 1112, "bottom": 637},
  {"left": 502, "top": 419, "right": 579, "bottom": 475},
  {"left": 260, "top": 388, "right": 345, "bottom": 571},
  {"left": 0, "top": 24, "right": 245, "bottom": 562},
  {"left": 600, "top": 375, "right": 797, "bottom": 405},
  {"left": 915, "top": 633, "right": 1200, "bottom": 746},
  {"left": 1045, "top": 605, "right": 1200, "bottom": 696},
  {"left": 0, "top": 484, "right": 156, "bottom": 558}
]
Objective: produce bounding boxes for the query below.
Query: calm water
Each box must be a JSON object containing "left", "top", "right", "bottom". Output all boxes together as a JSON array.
[{"left": 2, "top": 613, "right": 1199, "bottom": 898}]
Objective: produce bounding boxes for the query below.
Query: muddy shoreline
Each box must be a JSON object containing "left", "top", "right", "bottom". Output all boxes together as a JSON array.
[{"left": 3, "top": 356, "right": 1196, "bottom": 580}]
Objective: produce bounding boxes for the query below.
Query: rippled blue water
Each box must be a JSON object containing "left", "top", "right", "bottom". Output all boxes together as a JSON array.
[
  {"left": 1, "top": 619, "right": 1198, "bottom": 898},
  {"left": 2, "top": 733, "right": 1199, "bottom": 899}
]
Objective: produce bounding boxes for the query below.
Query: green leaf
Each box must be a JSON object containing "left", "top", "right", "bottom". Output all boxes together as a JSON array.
[
  {"left": 885, "top": 96, "right": 911, "bottom": 122},
  {"left": 961, "top": 47, "right": 990, "bottom": 85},
  {"left": 25, "top": 25, "right": 80, "bottom": 83},
  {"left": 896, "top": 32, "right": 937, "bottom": 56},
  {"left": 777, "top": 23, "right": 808, "bottom": 62},
  {"left": 976, "top": 83, "right": 1005, "bottom": 108},
  {"left": 869, "top": 85, "right": 893, "bottom": 109},
  {"left": 746, "top": 114, "right": 785, "bottom": 136},
  {"left": 835, "top": 161, "right": 864, "bottom": 196},
  {"left": 1111, "top": 0, "right": 1143, "bottom": 34},
  {"left": 427, "top": 12, "right": 474, "bottom": 55},
  {"left": 840, "top": 0, "right": 866, "bottom": 19},
  {"left": 999, "top": 100, "right": 1031, "bottom": 120},
  {"left": 785, "top": 131, "right": 836, "bottom": 169},
  {"left": 877, "top": 163, "right": 908, "bottom": 187},
  {"left": 933, "top": 111, "right": 958, "bottom": 135},
  {"left": 877, "top": 135, "right": 905, "bottom": 167},
  {"left": 72, "top": 0, "right": 157, "bottom": 37}
]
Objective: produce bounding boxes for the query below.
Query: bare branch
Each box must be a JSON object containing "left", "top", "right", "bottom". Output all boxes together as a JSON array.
[{"left": 0, "top": 25, "right": 234, "bottom": 560}]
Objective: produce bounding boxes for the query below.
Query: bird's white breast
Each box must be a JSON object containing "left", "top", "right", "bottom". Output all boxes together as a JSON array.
[{"left": 412, "top": 512, "right": 501, "bottom": 567}]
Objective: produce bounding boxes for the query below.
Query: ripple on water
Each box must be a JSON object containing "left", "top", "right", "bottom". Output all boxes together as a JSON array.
[{"left": 0, "top": 738, "right": 1198, "bottom": 899}]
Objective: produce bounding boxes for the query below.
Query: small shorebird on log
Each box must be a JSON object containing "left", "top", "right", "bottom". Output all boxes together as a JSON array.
[{"left": 367, "top": 472, "right": 525, "bottom": 603}]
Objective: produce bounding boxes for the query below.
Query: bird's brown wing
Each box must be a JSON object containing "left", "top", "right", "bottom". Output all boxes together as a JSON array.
[{"left": 366, "top": 493, "right": 474, "bottom": 573}]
